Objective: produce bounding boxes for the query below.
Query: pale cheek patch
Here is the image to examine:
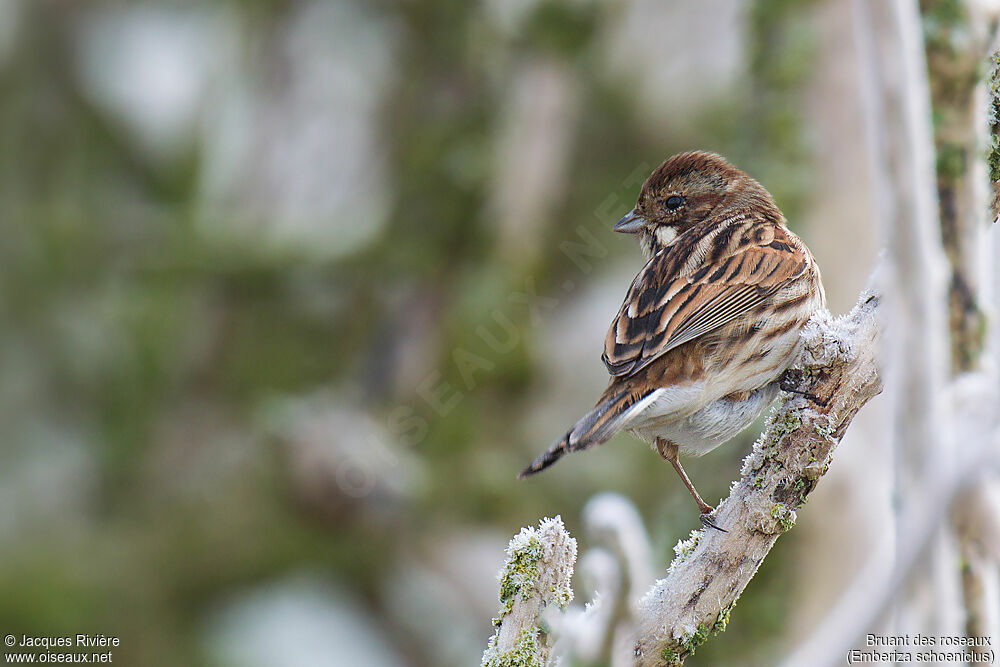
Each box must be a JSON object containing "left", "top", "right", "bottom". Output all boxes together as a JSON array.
[{"left": 655, "top": 225, "right": 678, "bottom": 247}]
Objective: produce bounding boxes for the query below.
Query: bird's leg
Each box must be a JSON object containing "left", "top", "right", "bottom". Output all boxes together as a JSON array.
[{"left": 656, "top": 438, "right": 726, "bottom": 531}]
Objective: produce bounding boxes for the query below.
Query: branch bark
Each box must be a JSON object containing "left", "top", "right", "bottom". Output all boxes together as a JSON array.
[{"left": 631, "top": 290, "right": 882, "bottom": 665}]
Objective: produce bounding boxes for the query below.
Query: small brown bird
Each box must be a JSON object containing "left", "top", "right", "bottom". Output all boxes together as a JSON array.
[{"left": 520, "top": 151, "right": 825, "bottom": 525}]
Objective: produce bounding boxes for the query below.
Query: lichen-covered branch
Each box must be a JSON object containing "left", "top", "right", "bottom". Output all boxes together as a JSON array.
[
  {"left": 632, "top": 290, "right": 882, "bottom": 666},
  {"left": 920, "top": 0, "right": 991, "bottom": 372},
  {"left": 989, "top": 47, "right": 1000, "bottom": 220},
  {"left": 482, "top": 516, "right": 577, "bottom": 667},
  {"left": 921, "top": 4, "right": 1000, "bottom": 651}
]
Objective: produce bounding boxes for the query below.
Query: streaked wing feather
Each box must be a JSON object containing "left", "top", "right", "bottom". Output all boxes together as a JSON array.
[
  {"left": 603, "top": 226, "right": 806, "bottom": 377},
  {"left": 660, "top": 285, "right": 773, "bottom": 351}
]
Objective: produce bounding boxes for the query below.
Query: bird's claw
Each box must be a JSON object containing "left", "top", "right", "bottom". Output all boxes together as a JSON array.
[
  {"left": 699, "top": 510, "right": 727, "bottom": 532},
  {"left": 780, "top": 370, "right": 822, "bottom": 403}
]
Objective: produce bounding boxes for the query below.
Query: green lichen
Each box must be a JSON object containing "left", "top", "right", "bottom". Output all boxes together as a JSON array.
[
  {"left": 751, "top": 404, "right": 803, "bottom": 465},
  {"left": 492, "top": 599, "right": 513, "bottom": 627},
  {"left": 813, "top": 415, "right": 835, "bottom": 439},
  {"left": 498, "top": 535, "right": 543, "bottom": 604},
  {"left": 713, "top": 598, "right": 740, "bottom": 636},
  {"left": 771, "top": 503, "right": 796, "bottom": 531},
  {"left": 743, "top": 403, "right": 809, "bottom": 480},
  {"left": 661, "top": 646, "right": 681, "bottom": 665},
  {"left": 989, "top": 50, "right": 1000, "bottom": 182},
  {"left": 484, "top": 517, "right": 576, "bottom": 666},
  {"left": 990, "top": 136, "right": 1000, "bottom": 183},
  {"left": 793, "top": 477, "right": 810, "bottom": 505},
  {"left": 768, "top": 408, "right": 803, "bottom": 445},
  {"left": 482, "top": 628, "right": 543, "bottom": 667},
  {"left": 658, "top": 605, "right": 739, "bottom": 664},
  {"left": 654, "top": 600, "right": 741, "bottom": 665},
  {"left": 680, "top": 624, "right": 711, "bottom": 655}
]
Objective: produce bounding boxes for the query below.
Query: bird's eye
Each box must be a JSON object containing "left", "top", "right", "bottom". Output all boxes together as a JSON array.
[{"left": 665, "top": 195, "right": 685, "bottom": 210}]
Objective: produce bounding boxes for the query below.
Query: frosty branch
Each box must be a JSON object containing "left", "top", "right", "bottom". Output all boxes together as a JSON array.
[{"left": 632, "top": 290, "right": 882, "bottom": 665}]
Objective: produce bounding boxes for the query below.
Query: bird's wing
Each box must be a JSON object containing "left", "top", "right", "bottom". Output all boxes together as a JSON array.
[{"left": 602, "top": 222, "right": 808, "bottom": 377}]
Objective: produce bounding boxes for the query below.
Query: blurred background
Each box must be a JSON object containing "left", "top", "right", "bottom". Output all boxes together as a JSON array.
[{"left": 0, "top": 0, "right": 905, "bottom": 665}]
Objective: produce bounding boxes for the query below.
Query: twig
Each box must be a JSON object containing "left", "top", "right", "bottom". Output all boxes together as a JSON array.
[{"left": 482, "top": 516, "right": 577, "bottom": 667}]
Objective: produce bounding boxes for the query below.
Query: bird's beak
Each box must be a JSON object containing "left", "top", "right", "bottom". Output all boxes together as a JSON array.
[{"left": 613, "top": 209, "right": 646, "bottom": 234}]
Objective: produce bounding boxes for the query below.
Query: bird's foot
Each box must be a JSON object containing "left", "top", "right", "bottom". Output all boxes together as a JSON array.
[
  {"left": 699, "top": 508, "right": 727, "bottom": 533},
  {"left": 779, "top": 369, "right": 822, "bottom": 403}
]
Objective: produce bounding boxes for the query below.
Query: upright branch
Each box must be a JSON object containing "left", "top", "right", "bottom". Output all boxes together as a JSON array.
[
  {"left": 922, "top": 1, "right": 1000, "bottom": 651},
  {"left": 920, "top": 0, "right": 991, "bottom": 371},
  {"left": 632, "top": 291, "right": 882, "bottom": 665},
  {"left": 990, "top": 48, "right": 1000, "bottom": 220},
  {"left": 482, "top": 516, "right": 577, "bottom": 667}
]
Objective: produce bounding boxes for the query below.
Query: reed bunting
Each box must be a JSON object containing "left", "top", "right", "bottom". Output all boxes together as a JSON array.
[{"left": 520, "top": 152, "right": 825, "bottom": 525}]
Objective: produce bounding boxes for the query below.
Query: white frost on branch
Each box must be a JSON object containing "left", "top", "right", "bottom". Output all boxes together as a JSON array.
[{"left": 482, "top": 515, "right": 577, "bottom": 667}]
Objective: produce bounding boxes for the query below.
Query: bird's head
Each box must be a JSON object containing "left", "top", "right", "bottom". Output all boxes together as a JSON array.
[{"left": 615, "top": 151, "right": 776, "bottom": 256}]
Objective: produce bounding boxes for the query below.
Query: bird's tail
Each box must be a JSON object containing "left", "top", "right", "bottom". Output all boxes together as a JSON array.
[
  {"left": 517, "top": 430, "right": 572, "bottom": 478},
  {"left": 518, "top": 389, "right": 637, "bottom": 479}
]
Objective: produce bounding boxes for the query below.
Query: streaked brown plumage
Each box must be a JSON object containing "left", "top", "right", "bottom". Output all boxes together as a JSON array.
[{"left": 519, "top": 151, "right": 825, "bottom": 523}]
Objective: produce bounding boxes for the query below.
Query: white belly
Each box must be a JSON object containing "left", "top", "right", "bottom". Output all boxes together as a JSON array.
[{"left": 626, "top": 382, "right": 779, "bottom": 456}]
